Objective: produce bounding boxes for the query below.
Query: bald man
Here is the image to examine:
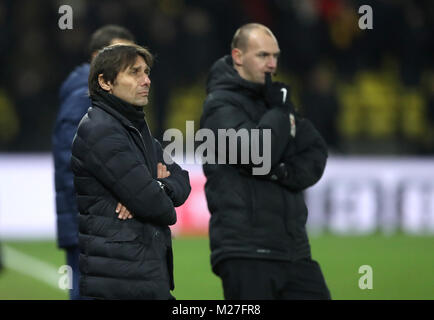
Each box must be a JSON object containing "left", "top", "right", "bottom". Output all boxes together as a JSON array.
[{"left": 200, "top": 23, "right": 331, "bottom": 300}]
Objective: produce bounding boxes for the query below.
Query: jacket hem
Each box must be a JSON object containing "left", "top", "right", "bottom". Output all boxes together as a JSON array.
[{"left": 211, "top": 250, "right": 311, "bottom": 275}]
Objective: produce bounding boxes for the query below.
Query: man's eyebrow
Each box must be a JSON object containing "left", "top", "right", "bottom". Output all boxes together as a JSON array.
[
  {"left": 129, "top": 64, "right": 149, "bottom": 71},
  {"left": 257, "top": 51, "right": 280, "bottom": 55}
]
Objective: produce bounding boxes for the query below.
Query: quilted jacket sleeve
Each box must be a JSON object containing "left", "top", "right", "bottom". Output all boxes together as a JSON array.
[
  {"left": 154, "top": 139, "right": 191, "bottom": 207},
  {"left": 273, "top": 118, "right": 328, "bottom": 192},
  {"left": 72, "top": 121, "right": 177, "bottom": 226},
  {"left": 201, "top": 95, "right": 292, "bottom": 175}
]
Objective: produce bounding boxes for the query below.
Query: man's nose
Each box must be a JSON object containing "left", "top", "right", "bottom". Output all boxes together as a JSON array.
[
  {"left": 140, "top": 74, "right": 151, "bottom": 86},
  {"left": 267, "top": 56, "right": 277, "bottom": 70}
]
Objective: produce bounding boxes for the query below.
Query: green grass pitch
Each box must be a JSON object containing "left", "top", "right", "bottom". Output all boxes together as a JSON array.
[{"left": 0, "top": 234, "right": 433, "bottom": 300}]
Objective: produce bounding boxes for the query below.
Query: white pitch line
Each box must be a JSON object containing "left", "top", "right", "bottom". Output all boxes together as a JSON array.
[{"left": 3, "top": 245, "right": 63, "bottom": 290}]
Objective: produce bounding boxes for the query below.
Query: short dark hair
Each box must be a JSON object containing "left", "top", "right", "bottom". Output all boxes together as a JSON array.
[
  {"left": 88, "top": 44, "right": 153, "bottom": 97},
  {"left": 88, "top": 25, "right": 135, "bottom": 56},
  {"left": 231, "top": 23, "right": 274, "bottom": 51}
]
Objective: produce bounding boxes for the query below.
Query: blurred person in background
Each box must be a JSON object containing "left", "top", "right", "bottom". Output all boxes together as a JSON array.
[
  {"left": 70, "top": 44, "right": 190, "bottom": 299},
  {"left": 52, "top": 25, "right": 135, "bottom": 300},
  {"left": 300, "top": 63, "right": 340, "bottom": 152},
  {"left": 200, "top": 23, "right": 330, "bottom": 299}
]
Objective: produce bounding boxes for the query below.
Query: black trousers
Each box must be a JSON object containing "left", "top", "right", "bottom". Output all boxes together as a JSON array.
[{"left": 215, "top": 258, "right": 331, "bottom": 300}]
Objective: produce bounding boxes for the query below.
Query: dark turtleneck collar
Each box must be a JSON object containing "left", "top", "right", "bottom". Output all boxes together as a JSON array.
[
  {"left": 206, "top": 55, "right": 265, "bottom": 99},
  {"left": 92, "top": 90, "right": 146, "bottom": 132}
]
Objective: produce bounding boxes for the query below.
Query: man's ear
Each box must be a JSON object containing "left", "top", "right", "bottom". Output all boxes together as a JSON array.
[
  {"left": 90, "top": 51, "right": 98, "bottom": 61},
  {"left": 98, "top": 74, "right": 112, "bottom": 92},
  {"left": 231, "top": 48, "right": 243, "bottom": 67}
]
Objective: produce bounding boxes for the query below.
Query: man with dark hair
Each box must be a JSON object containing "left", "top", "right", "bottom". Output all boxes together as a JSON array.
[
  {"left": 52, "top": 25, "right": 134, "bottom": 300},
  {"left": 88, "top": 25, "right": 135, "bottom": 57},
  {"left": 71, "top": 44, "right": 190, "bottom": 299},
  {"left": 200, "top": 23, "right": 331, "bottom": 299}
]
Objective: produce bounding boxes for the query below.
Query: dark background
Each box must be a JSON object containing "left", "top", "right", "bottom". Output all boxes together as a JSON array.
[{"left": 0, "top": 0, "right": 433, "bottom": 154}]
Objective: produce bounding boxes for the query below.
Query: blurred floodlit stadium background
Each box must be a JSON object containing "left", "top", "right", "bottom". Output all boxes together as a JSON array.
[{"left": 0, "top": 0, "right": 433, "bottom": 299}]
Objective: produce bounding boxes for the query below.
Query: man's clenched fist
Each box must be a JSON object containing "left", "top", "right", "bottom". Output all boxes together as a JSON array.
[{"left": 264, "top": 72, "right": 296, "bottom": 137}]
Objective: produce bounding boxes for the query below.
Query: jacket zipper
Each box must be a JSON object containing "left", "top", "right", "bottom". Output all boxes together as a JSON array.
[
  {"left": 128, "top": 125, "right": 156, "bottom": 174},
  {"left": 128, "top": 125, "right": 155, "bottom": 241},
  {"left": 128, "top": 125, "right": 148, "bottom": 154}
]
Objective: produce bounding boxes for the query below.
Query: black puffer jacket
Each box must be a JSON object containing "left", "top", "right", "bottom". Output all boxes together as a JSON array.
[
  {"left": 200, "top": 56, "right": 328, "bottom": 273},
  {"left": 71, "top": 92, "right": 190, "bottom": 299}
]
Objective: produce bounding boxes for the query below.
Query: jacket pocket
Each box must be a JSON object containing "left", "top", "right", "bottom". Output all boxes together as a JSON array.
[
  {"left": 102, "top": 225, "right": 149, "bottom": 262},
  {"left": 105, "top": 227, "right": 141, "bottom": 244}
]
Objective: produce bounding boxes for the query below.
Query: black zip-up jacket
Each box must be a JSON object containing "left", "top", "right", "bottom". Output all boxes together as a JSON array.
[
  {"left": 71, "top": 91, "right": 191, "bottom": 299},
  {"left": 200, "top": 56, "right": 328, "bottom": 273}
]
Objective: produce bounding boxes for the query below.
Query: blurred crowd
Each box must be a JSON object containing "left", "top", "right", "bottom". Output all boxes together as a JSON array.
[{"left": 0, "top": 0, "right": 433, "bottom": 154}]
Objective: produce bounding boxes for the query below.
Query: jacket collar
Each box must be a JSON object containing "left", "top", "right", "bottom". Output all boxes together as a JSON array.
[
  {"left": 91, "top": 91, "right": 146, "bottom": 131},
  {"left": 207, "top": 55, "right": 265, "bottom": 99}
]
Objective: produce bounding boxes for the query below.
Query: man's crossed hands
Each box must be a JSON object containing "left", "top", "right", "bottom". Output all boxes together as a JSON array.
[{"left": 116, "top": 162, "right": 170, "bottom": 220}]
